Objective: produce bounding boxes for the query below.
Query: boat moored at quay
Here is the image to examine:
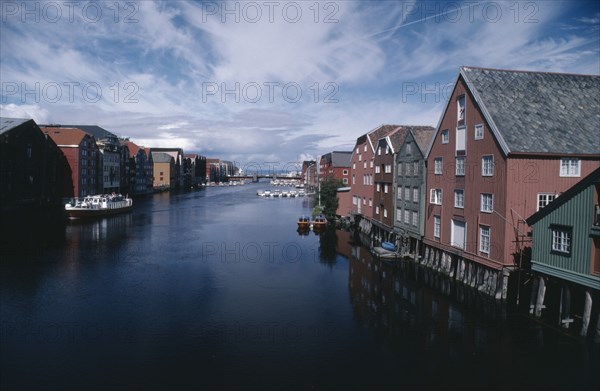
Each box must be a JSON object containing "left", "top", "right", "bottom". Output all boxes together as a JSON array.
[{"left": 65, "top": 194, "right": 133, "bottom": 219}]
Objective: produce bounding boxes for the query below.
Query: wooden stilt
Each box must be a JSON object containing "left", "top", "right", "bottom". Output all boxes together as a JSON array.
[
  {"left": 529, "top": 277, "right": 539, "bottom": 315},
  {"left": 581, "top": 290, "right": 592, "bottom": 337},
  {"left": 535, "top": 276, "right": 546, "bottom": 318}
]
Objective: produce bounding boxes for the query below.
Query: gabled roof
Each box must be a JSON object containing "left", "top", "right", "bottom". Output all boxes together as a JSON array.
[
  {"left": 41, "top": 127, "right": 92, "bottom": 147},
  {"left": 321, "top": 151, "right": 352, "bottom": 167},
  {"left": 52, "top": 125, "right": 118, "bottom": 140},
  {"left": 377, "top": 125, "right": 434, "bottom": 155},
  {"left": 526, "top": 167, "right": 600, "bottom": 225},
  {"left": 0, "top": 117, "right": 31, "bottom": 134},
  {"left": 367, "top": 124, "right": 402, "bottom": 153},
  {"left": 151, "top": 152, "right": 174, "bottom": 164},
  {"left": 458, "top": 66, "right": 599, "bottom": 155},
  {"left": 121, "top": 140, "right": 145, "bottom": 157},
  {"left": 411, "top": 127, "right": 436, "bottom": 155}
]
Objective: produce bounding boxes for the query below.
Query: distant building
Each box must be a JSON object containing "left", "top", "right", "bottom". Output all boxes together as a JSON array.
[
  {"left": 184, "top": 153, "right": 207, "bottom": 188},
  {"left": 42, "top": 126, "right": 100, "bottom": 197},
  {"left": 149, "top": 148, "right": 184, "bottom": 188},
  {"left": 151, "top": 152, "right": 175, "bottom": 190},
  {"left": 0, "top": 118, "right": 71, "bottom": 216},
  {"left": 302, "top": 160, "right": 317, "bottom": 191},
  {"left": 122, "top": 140, "right": 153, "bottom": 195},
  {"left": 319, "top": 151, "right": 352, "bottom": 184}
]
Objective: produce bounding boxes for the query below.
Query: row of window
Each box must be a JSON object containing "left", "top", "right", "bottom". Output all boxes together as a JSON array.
[
  {"left": 353, "top": 160, "right": 374, "bottom": 170},
  {"left": 374, "top": 164, "right": 392, "bottom": 174},
  {"left": 432, "top": 216, "right": 491, "bottom": 254},
  {"left": 398, "top": 186, "right": 419, "bottom": 203},
  {"left": 430, "top": 189, "right": 494, "bottom": 212},
  {"left": 396, "top": 207, "right": 419, "bottom": 227},
  {"left": 398, "top": 161, "right": 420, "bottom": 177},
  {"left": 441, "top": 124, "right": 485, "bottom": 145},
  {"left": 434, "top": 156, "right": 493, "bottom": 176},
  {"left": 352, "top": 196, "right": 373, "bottom": 207}
]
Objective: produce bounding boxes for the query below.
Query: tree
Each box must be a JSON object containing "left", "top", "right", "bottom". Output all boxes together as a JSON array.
[{"left": 313, "top": 176, "right": 343, "bottom": 220}]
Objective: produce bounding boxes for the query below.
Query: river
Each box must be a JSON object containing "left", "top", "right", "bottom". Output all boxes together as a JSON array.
[{"left": 1, "top": 182, "right": 598, "bottom": 390}]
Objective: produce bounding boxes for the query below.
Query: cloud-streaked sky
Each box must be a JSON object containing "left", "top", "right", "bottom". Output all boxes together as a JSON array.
[{"left": 1, "top": 1, "right": 599, "bottom": 165}]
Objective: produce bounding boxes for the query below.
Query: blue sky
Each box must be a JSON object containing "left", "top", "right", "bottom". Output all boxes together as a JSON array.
[{"left": 1, "top": 1, "right": 598, "bottom": 167}]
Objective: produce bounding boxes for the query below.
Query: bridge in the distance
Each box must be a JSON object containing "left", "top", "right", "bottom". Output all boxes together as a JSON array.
[{"left": 228, "top": 174, "right": 302, "bottom": 182}]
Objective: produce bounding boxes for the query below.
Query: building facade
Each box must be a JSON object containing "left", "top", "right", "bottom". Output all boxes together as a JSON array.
[
  {"left": 151, "top": 152, "right": 175, "bottom": 190},
  {"left": 422, "top": 66, "right": 600, "bottom": 299},
  {"left": 319, "top": 151, "right": 352, "bottom": 184},
  {"left": 42, "top": 126, "right": 100, "bottom": 197},
  {"left": 394, "top": 127, "right": 435, "bottom": 258}
]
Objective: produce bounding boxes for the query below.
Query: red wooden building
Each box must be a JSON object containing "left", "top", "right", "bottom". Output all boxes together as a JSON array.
[{"left": 423, "top": 67, "right": 600, "bottom": 299}]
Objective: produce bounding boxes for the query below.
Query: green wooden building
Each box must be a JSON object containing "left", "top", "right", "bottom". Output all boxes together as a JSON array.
[{"left": 526, "top": 167, "right": 600, "bottom": 338}]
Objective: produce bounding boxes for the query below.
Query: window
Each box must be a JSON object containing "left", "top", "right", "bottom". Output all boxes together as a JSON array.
[
  {"left": 434, "top": 158, "right": 443, "bottom": 175},
  {"left": 370, "top": 161, "right": 373, "bottom": 168},
  {"left": 430, "top": 189, "right": 442, "bottom": 205},
  {"left": 412, "top": 211, "right": 418, "bottom": 227},
  {"left": 342, "top": 178, "right": 348, "bottom": 184},
  {"left": 396, "top": 208, "right": 402, "bottom": 222},
  {"left": 537, "top": 193, "right": 558, "bottom": 210},
  {"left": 375, "top": 166, "right": 381, "bottom": 174},
  {"left": 352, "top": 196, "right": 357, "bottom": 205},
  {"left": 359, "top": 154, "right": 362, "bottom": 161},
  {"left": 481, "top": 193, "right": 493, "bottom": 213},
  {"left": 451, "top": 219, "right": 466, "bottom": 249},
  {"left": 482, "top": 155, "right": 494, "bottom": 176},
  {"left": 363, "top": 197, "right": 366, "bottom": 205},
  {"left": 457, "top": 95, "right": 465, "bottom": 124},
  {"left": 353, "top": 162, "right": 356, "bottom": 169},
  {"left": 397, "top": 186, "right": 402, "bottom": 200},
  {"left": 456, "top": 126, "right": 466, "bottom": 153},
  {"left": 404, "top": 210, "right": 410, "bottom": 224},
  {"left": 356, "top": 147, "right": 359, "bottom": 153},
  {"left": 375, "top": 206, "right": 380, "bottom": 214},
  {"left": 352, "top": 175, "right": 355, "bottom": 185},
  {"left": 413, "top": 162, "right": 419, "bottom": 176},
  {"left": 343, "top": 169, "right": 348, "bottom": 175},
  {"left": 383, "top": 208, "right": 388, "bottom": 218},
  {"left": 442, "top": 130, "right": 449, "bottom": 144},
  {"left": 560, "top": 158, "right": 580, "bottom": 177},
  {"left": 364, "top": 144, "right": 367, "bottom": 152},
  {"left": 413, "top": 187, "right": 419, "bottom": 203},
  {"left": 363, "top": 161, "right": 367, "bottom": 169},
  {"left": 475, "top": 124, "right": 484, "bottom": 140},
  {"left": 384, "top": 184, "right": 388, "bottom": 193},
  {"left": 385, "top": 164, "right": 392, "bottom": 173},
  {"left": 378, "top": 147, "right": 381, "bottom": 156},
  {"left": 397, "top": 163, "right": 403, "bottom": 176},
  {"left": 369, "top": 198, "right": 372, "bottom": 207},
  {"left": 454, "top": 189, "right": 464, "bottom": 208},
  {"left": 456, "top": 157, "right": 465, "bottom": 176},
  {"left": 479, "top": 226, "right": 490, "bottom": 254},
  {"left": 376, "top": 183, "right": 380, "bottom": 192},
  {"left": 406, "top": 163, "right": 413, "bottom": 176},
  {"left": 552, "top": 227, "right": 571, "bottom": 254},
  {"left": 405, "top": 187, "right": 411, "bottom": 201},
  {"left": 406, "top": 142, "right": 412, "bottom": 155},
  {"left": 434, "top": 216, "right": 441, "bottom": 238}
]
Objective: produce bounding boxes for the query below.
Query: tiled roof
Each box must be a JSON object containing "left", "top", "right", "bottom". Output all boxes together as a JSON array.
[
  {"left": 51, "top": 125, "right": 118, "bottom": 140},
  {"left": 461, "top": 66, "right": 600, "bottom": 155},
  {"left": 367, "top": 124, "right": 402, "bottom": 150},
  {"left": 387, "top": 127, "right": 410, "bottom": 152},
  {"left": 410, "top": 127, "right": 436, "bottom": 154},
  {"left": 41, "top": 127, "right": 90, "bottom": 146},
  {"left": 122, "top": 140, "right": 143, "bottom": 157}
]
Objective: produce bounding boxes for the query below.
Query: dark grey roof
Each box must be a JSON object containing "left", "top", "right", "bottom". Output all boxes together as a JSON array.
[
  {"left": 331, "top": 151, "right": 352, "bottom": 167},
  {"left": 461, "top": 67, "right": 600, "bottom": 155},
  {"left": 410, "top": 127, "right": 436, "bottom": 155},
  {"left": 151, "top": 152, "right": 174, "bottom": 163},
  {"left": 0, "top": 117, "right": 31, "bottom": 134}
]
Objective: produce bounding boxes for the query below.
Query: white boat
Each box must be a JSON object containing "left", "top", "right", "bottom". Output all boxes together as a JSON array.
[{"left": 65, "top": 194, "right": 133, "bottom": 219}]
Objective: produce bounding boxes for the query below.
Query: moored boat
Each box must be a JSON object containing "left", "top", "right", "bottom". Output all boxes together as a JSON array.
[
  {"left": 311, "top": 214, "right": 327, "bottom": 230},
  {"left": 297, "top": 215, "right": 311, "bottom": 228},
  {"left": 65, "top": 194, "right": 133, "bottom": 219}
]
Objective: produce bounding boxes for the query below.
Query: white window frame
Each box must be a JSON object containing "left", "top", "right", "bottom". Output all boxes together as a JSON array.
[
  {"left": 475, "top": 123, "right": 484, "bottom": 140},
  {"left": 480, "top": 193, "right": 493, "bottom": 213},
  {"left": 375, "top": 206, "right": 380, "bottom": 214},
  {"left": 433, "top": 216, "right": 441, "bottom": 238},
  {"left": 479, "top": 225, "right": 490, "bottom": 254},
  {"left": 397, "top": 163, "right": 403, "bottom": 176},
  {"left": 430, "top": 189, "right": 442, "bottom": 205},
  {"left": 383, "top": 208, "right": 388, "bottom": 218},
  {"left": 412, "top": 211, "right": 418, "bottom": 227},
  {"left": 552, "top": 227, "right": 571, "bottom": 254},
  {"left": 376, "top": 183, "right": 380, "bottom": 192},
  {"left": 413, "top": 161, "right": 419, "bottom": 176},
  {"left": 396, "top": 208, "right": 402, "bottom": 222},
  {"left": 454, "top": 189, "right": 464, "bottom": 209},
  {"left": 450, "top": 219, "right": 466, "bottom": 249},
  {"left": 560, "top": 158, "right": 581, "bottom": 177},
  {"left": 434, "top": 158, "right": 443, "bottom": 175},
  {"left": 375, "top": 165, "right": 381, "bottom": 174},
  {"left": 457, "top": 95, "right": 465, "bottom": 123},
  {"left": 413, "top": 187, "right": 419, "bottom": 203},
  {"left": 456, "top": 157, "right": 465, "bottom": 176},
  {"left": 384, "top": 184, "right": 388, "bottom": 194},
  {"left": 404, "top": 186, "right": 411, "bottom": 201},
  {"left": 343, "top": 169, "right": 348, "bottom": 175},
  {"left": 482, "top": 155, "right": 494, "bottom": 176},
  {"left": 385, "top": 164, "right": 392, "bottom": 173},
  {"left": 398, "top": 186, "right": 402, "bottom": 200},
  {"left": 537, "top": 193, "right": 558, "bottom": 211},
  {"left": 442, "top": 130, "right": 449, "bottom": 144},
  {"left": 404, "top": 210, "right": 410, "bottom": 224},
  {"left": 456, "top": 125, "right": 466, "bottom": 152}
]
